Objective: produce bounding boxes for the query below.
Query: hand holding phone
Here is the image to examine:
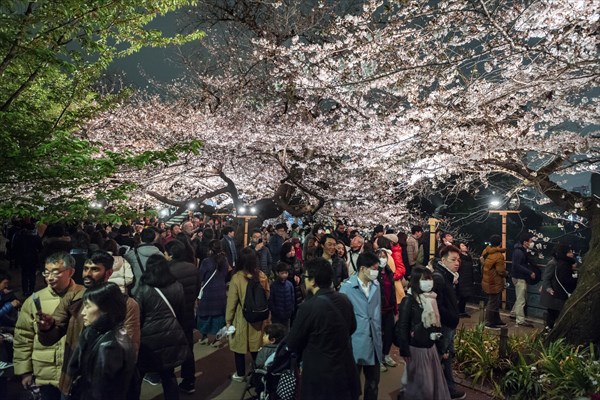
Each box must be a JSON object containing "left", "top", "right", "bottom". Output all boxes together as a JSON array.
[{"left": 32, "top": 293, "right": 42, "bottom": 315}]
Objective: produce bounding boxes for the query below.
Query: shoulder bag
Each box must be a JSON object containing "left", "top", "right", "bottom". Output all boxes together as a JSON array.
[{"left": 197, "top": 268, "right": 217, "bottom": 300}]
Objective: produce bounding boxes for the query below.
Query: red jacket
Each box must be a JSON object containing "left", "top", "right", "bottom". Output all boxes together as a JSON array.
[{"left": 391, "top": 244, "right": 406, "bottom": 280}]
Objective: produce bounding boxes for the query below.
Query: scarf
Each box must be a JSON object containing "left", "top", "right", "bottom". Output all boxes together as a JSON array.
[
  {"left": 417, "top": 292, "right": 441, "bottom": 329},
  {"left": 438, "top": 261, "right": 459, "bottom": 285}
]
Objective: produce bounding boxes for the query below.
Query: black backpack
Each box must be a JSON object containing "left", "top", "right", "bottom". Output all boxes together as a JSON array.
[{"left": 243, "top": 276, "right": 269, "bottom": 323}]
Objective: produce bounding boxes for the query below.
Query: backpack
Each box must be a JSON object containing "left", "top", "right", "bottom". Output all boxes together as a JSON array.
[{"left": 243, "top": 276, "right": 269, "bottom": 323}]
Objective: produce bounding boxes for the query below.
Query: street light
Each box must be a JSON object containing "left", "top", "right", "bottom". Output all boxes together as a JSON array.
[
  {"left": 490, "top": 199, "right": 502, "bottom": 208},
  {"left": 188, "top": 202, "right": 196, "bottom": 210},
  {"left": 238, "top": 206, "right": 247, "bottom": 214},
  {"left": 250, "top": 206, "right": 257, "bottom": 214},
  {"left": 160, "top": 208, "right": 169, "bottom": 218}
]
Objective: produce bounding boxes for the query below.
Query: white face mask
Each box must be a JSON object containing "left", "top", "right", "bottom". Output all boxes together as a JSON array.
[
  {"left": 378, "top": 258, "right": 387, "bottom": 268},
  {"left": 367, "top": 269, "right": 379, "bottom": 281},
  {"left": 420, "top": 280, "right": 434, "bottom": 292}
]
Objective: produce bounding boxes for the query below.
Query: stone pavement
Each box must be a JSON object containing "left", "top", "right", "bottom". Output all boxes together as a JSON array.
[
  {"left": 2, "top": 259, "right": 540, "bottom": 400},
  {"left": 141, "top": 304, "right": 538, "bottom": 400}
]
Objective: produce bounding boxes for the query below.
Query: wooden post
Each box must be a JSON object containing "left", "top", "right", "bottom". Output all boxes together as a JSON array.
[
  {"left": 488, "top": 210, "right": 521, "bottom": 309},
  {"left": 428, "top": 217, "right": 440, "bottom": 259},
  {"left": 238, "top": 215, "right": 257, "bottom": 248}
]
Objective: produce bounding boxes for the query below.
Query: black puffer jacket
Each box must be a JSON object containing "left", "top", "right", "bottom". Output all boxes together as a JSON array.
[
  {"left": 433, "top": 263, "right": 460, "bottom": 329},
  {"left": 394, "top": 295, "right": 441, "bottom": 357},
  {"left": 68, "top": 323, "right": 136, "bottom": 400},
  {"left": 169, "top": 260, "right": 198, "bottom": 331},
  {"left": 134, "top": 281, "right": 190, "bottom": 371}
]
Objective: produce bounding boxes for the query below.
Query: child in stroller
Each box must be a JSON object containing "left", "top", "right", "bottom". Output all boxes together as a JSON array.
[{"left": 243, "top": 324, "right": 297, "bottom": 400}]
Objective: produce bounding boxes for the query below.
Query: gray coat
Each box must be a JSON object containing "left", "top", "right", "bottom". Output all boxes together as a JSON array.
[{"left": 124, "top": 244, "right": 163, "bottom": 293}]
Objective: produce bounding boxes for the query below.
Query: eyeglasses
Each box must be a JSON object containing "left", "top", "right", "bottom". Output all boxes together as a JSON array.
[
  {"left": 42, "top": 269, "right": 66, "bottom": 278},
  {"left": 303, "top": 274, "right": 313, "bottom": 279}
]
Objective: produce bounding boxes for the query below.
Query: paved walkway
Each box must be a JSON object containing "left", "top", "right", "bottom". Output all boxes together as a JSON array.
[{"left": 2, "top": 258, "right": 541, "bottom": 400}]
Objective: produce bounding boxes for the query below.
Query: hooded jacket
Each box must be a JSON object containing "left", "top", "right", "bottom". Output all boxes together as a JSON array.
[{"left": 480, "top": 246, "right": 507, "bottom": 294}]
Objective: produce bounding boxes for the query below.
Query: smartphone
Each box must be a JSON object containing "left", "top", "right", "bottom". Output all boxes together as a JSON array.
[
  {"left": 258, "top": 238, "right": 263, "bottom": 243},
  {"left": 32, "top": 293, "right": 42, "bottom": 315}
]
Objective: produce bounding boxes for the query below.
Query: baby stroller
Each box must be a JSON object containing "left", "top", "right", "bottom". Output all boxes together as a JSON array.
[{"left": 241, "top": 338, "right": 298, "bottom": 400}]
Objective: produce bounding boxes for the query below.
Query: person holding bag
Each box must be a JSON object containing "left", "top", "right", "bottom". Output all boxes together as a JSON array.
[
  {"left": 133, "top": 254, "right": 190, "bottom": 400},
  {"left": 225, "top": 247, "right": 270, "bottom": 382},
  {"left": 196, "top": 240, "right": 230, "bottom": 346}
]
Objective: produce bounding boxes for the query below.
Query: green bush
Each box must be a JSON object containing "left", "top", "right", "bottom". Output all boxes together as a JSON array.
[{"left": 454, "top": 324, "right": 600, "bottom": 399}]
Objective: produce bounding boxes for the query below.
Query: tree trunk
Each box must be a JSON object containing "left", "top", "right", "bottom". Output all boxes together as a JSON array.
[{"left": 547, "top": 212, "right": 600, "bottom": 347}]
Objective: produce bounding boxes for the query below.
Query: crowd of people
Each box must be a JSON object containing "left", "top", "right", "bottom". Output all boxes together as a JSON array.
[{"left": 0, "top": 216, "right": 579, "bottom": 400}]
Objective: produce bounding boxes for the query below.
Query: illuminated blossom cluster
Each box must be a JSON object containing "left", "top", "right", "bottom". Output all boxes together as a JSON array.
[{"left": 86, "top": 0, "right": 599, "bottom": 225}]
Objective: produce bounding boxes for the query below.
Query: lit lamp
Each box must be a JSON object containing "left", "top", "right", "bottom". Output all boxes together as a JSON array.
[{"left": 237, "top": 205, "right": 257, "bottom": 247}]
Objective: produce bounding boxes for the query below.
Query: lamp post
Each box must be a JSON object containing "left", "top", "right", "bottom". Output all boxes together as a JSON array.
[
  {"left": 489, "top": 209, "right": 521, "bottom": 308},
  {"left": 428, "top": 217, "right": 440, "bottom": 259},
  {"left": 235, "top": 205, "right": 257, "bottom": 248}
]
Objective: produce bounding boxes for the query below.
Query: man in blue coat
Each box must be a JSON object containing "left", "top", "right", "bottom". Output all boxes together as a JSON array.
[{"left": 340, "top": 252, "right": 382, "bottom": 400}]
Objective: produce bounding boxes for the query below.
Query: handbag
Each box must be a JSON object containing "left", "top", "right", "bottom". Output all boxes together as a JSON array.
[
  {"left": 554, "top": 267, "right": 572, "bottom": 298},
  {"left": 197, "top": 268, "right": 217, "bottom": 300},
  {"left": 275, "top": 369, "right": 297, "bottom": 400}
]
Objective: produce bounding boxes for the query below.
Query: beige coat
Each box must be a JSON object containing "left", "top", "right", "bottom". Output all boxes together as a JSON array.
[
  {"left": 13, "top": 282, "right": 83, "bottom": 387},
  {"left": 226, "top": 271, "right": 270, "bottom": 354}
]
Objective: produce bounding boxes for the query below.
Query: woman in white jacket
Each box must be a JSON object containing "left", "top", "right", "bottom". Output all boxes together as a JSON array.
[{"left": 104, "top": 239, "right": 134, "bottom": 293}]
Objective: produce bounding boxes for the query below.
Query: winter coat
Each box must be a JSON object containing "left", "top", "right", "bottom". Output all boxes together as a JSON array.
[
  {"left": 37, "top": 288, "right": 140, "bottom": 394},
  {"left": 108, "top": 255, "right": 134, "bottom": 294},
  {"left": 197, "top": 256, "right": 229, "bottom": 317},
  {"left": 433, "top": 262, "right": 459, "bottom": 330},
  {"left": 377, "top": 263, "right": 397, "bottom": 315},
  {"left": 123, "top": 243, "right": 163, "bottom": 293},
  {"left": 67, "top": 323, "right": 136, "bottom": 400},
  {"left": 269, "top": 234, "right": 285, "bottom": 264},
  {"left": 481, "top": 246, "right": 507, "bottom": 295},
  {"left": 286, "top": 288, "right": 359, "bottom": 400},
  {"left": 394, "top": 295, "right": 441, "bottom": 357},
  {"left": 406, "top": 234, "right": 420, "bottom": 267},
  {"left": 256, "top": 245, "right": 273, "bottom": 277},
  {"left": 169, "top": 259, "right": 199, "bottom": 331},
  {"left": 14, "top": 282, "right": 83, "bottom": 387},
  {"left": 221, "top": 236, "right": 238, "bottom": 268},
  {"left": 226, "top": 270, "right": 270, "bottom": 354},
  {"left": 384, "top": 250, "right": 406, "bottom": 304},
  {"left": 457, "top": 252, "right": 476, "bottom": 298},
  {"left": 511, "top": 244, "right": 533, "bottom": 280},
  {"left": 329, "top": 254, "right": 349, "bottom": 290},
  {"left": 134, "top": 281, "right": 190, "bottom": 371},
  {"left": 282, "top": 255, "right": 305, "bottom": 307},
  {"left": 339, "top": 275, "right": 383, "bottom": 366},
  {"left": 269, "top": 279, "right": 295, "bottom": 321},
  {"left": 540, "top": 258, "right": 564, "bottom": 310},
  {"left": 552, "top": 257, "right": 578, "bottom": 301},
  {"left": 390, "top": 244, "right": 407, "bottom": 280}
]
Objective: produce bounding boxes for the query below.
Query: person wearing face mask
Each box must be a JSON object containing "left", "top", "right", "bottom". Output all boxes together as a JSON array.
[
  {"left": 433, "top": 245, "right": 465, "bottom": 400},
  {"left": 393, "top": 267, "right": 450, "bottom": 400},
  {"left": 510, "top": 233, "right": 537, "bottom": 327},
  {"left": 339, "top": 252, "right": 382, "bottom": 400},
  {"left": 375, "top": 249, "right": 398, "bottom": 372}
]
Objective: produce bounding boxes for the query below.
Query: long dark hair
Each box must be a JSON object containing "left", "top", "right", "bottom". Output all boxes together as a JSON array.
[
  {"left": 408, "top": 266, "right": 433, "bottom": 296},
  {"left": 141, "top": 254, "right": 176, "bottom": 288},
  {"left": 208, "top": 239, "right": 228, "bottom": 272},
  {"left": 236, "top": 247, "right": 259, "bottom": 278},
  {"left": 83, "top": 283, "right": 126, "bottom": 329}
]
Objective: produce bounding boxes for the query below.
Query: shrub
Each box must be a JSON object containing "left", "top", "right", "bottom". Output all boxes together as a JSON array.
[{"left": 454, "top": 324, "right": 600, "bottom": 399}]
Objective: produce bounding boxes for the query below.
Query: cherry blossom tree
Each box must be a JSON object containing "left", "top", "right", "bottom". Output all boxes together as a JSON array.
[{"left": 87, "top": 0, "right": 599, "bottom": 344}]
